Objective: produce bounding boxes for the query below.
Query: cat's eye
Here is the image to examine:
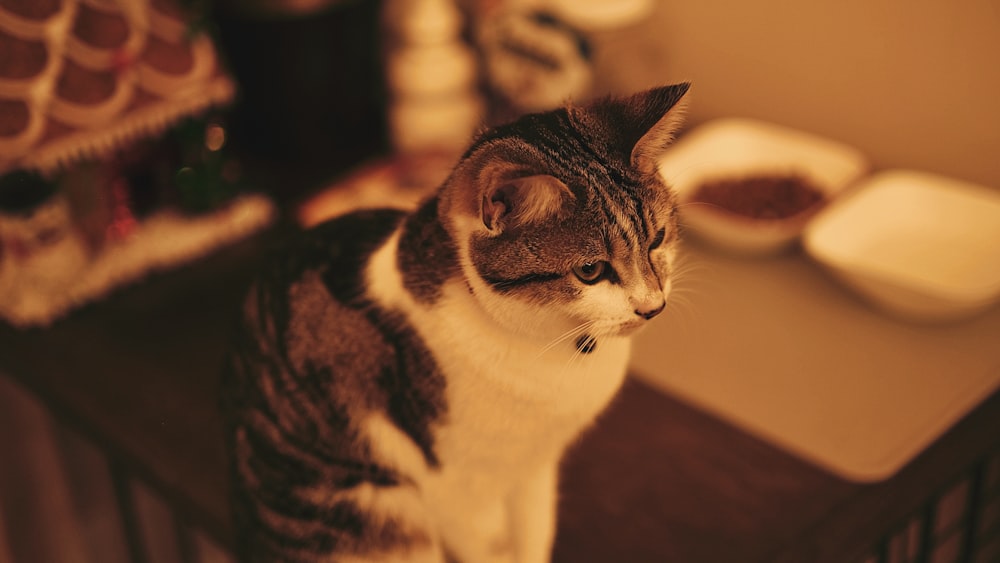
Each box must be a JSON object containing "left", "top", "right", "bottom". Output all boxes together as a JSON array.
[{"left": 573, "top": 261, "right": 608, "bottom": 284}]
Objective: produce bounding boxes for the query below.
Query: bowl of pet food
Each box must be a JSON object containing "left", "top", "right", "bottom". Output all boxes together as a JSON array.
[
  {"left": 658, "top": 118, "right": 869, "bottom": 255},
  {"left": 803, "top": 170, "right": 1000, "bottom": 322}
]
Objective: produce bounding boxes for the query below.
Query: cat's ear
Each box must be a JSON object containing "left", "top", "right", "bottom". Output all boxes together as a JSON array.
[
  {"left": 442, "top": 141, "right": 575, "bottom": 233},
  {"left": 572, "top": 82, "right": 690, "bottom": 175},
  {"left": 629, "top": 83, "right": 690, "bottom": 175},
  {"left": 482, "top": 173, "right": 574, "bottom": 232}
]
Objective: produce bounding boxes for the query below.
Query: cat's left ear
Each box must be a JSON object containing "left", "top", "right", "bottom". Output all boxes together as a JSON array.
[
  {"left": 629, "top": 82, "right": 690, "bottom": 175},
  {"left": 574, "top": 82, "right": 691, "bottom": 176}
]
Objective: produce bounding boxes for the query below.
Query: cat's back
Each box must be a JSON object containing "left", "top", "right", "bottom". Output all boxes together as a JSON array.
[
  {"left": 224, "top": 205, "right": 445, "bottom": 458},
  {"left": 254, "top": 208, "right": 406, "bottom": 312},
  {"left": 224, "top": 207, "right": 409, "bottom": 428},
  {"left": 222, "top": 208, "right": 448, "bottom": 561},
  {"left": 232, "top": 208, "right": 402, "bottom": 357}
]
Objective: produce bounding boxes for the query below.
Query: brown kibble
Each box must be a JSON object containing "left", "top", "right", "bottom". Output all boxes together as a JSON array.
[{"left": 691, "top": 175, "right": 826, "bottom": 219}]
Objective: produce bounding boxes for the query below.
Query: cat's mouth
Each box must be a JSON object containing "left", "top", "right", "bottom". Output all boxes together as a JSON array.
[
  {"left": 589, "top": 319, "right": 647, "bottom": 339},
  {"left": 572, "top": 321, "right": 647, "bottom": 353},
  {"left": 615, "top": 320, "right": 648, "bottom": 336}
]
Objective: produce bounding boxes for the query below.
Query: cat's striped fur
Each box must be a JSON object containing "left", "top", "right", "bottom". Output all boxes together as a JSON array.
[{"left": 222, "top": 83, "right": 690, "bottom": 563}]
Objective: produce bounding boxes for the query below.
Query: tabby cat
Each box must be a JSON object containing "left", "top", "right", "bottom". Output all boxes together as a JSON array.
[{"left": 222, "top": 82, "right": 690, "bottom": 563}]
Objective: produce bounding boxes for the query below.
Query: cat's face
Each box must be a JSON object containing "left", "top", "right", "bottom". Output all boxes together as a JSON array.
[
  {"left": 465, "top": 168, "right": 679, "bottom": 340},
  {"left": 440, "top": 83, "right": 690, "bottom": 344}
]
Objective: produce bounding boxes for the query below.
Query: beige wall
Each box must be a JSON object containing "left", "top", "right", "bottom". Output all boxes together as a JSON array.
[{"left": 589, "top": 0, "right": 1000, "bottom": 189}]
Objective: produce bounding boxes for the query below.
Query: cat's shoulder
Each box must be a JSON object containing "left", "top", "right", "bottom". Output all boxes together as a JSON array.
[{"left": 255, "top": 208, "right": 407, "bottom": 298}]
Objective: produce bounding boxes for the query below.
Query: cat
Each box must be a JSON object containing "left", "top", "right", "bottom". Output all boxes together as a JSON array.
[{"left": 221, "top": 82, "right": 690, "bottom": 563}]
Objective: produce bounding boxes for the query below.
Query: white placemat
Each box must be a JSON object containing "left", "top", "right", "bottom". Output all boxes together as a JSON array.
[{"left": 630, "top": 240, "right": 1000, "bottom": 482}]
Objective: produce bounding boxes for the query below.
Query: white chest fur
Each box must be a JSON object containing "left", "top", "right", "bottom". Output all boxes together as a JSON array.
[
  {"left": 365, "top": 227, "right": 630, "bottom": 473},
  {"left": 424, "top": 278, "right": 630, "bottom": 471}
]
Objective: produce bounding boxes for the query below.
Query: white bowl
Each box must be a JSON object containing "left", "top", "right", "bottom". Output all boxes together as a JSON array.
[
  {"left": 803, "top": 170, "right": 1000, "bottom": 322},
  {"left": 658, "top": 118, "right": 869, "bottom": 255}
]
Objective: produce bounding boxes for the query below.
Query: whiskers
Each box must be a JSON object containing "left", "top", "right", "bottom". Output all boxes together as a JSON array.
[
  {"left": 674, "top": 200, "right": 725, "bottom": 233},
  {"left": 533, "top": 320, "right": 597, "bottom": 361},
  {"left": 675, "top": 200, "right": 723, "bottom": 212},
  {"left": 562, "top": 323, "right": 624, "bottom": 375},
  {"left": 663, "top": 249, "right": 711, "bottom": 329},
  {"left": 530, "top": 318, "right": 620, "bottom": 376}
]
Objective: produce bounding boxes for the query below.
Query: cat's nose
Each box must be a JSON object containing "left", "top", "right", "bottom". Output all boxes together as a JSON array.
[{"left": 635, "top": 301, "right": 666, "bottom": 320}]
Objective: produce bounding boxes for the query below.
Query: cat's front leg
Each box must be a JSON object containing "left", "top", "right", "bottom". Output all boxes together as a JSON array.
[{"left": 508, "top": 460, "right": 560, "bottom": 563}]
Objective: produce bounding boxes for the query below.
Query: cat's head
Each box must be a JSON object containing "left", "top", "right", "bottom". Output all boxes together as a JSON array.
[{"left": 440, "top": 83, "right": 690, "bottom": 344}]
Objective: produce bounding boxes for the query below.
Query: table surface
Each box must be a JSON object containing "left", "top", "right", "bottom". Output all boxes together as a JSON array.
[
  {"left": 631, "top": 238, "right": 1000, "bottom": 482},
  {"left": 2, "top": 219, "right": 998, "bottom": 563}
]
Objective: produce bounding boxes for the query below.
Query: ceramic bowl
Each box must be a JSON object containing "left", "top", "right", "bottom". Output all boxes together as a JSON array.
[
  {"left": 658, "top": 118, "right": 869, "bottom": 255},
  {"left": 803, "top": 170, "right": 1000, "bottom": 322}
]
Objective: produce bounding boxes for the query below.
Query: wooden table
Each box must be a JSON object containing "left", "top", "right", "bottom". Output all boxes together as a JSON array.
[{"left": 2, "top": 220, "right": 998, "bottom": 563}]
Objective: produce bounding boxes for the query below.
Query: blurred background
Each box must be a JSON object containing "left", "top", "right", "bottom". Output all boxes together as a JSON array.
[
  {"left": 144, "top": 0, "right": 1000, "bottom": 205},
  {"left": 592, "top": 0, "right": 1000, "bottom": 190}
]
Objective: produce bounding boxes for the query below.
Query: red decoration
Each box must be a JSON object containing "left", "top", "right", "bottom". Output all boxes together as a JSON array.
[{"left": 105, "top": 177, "right": 137, "bottom": 241}]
